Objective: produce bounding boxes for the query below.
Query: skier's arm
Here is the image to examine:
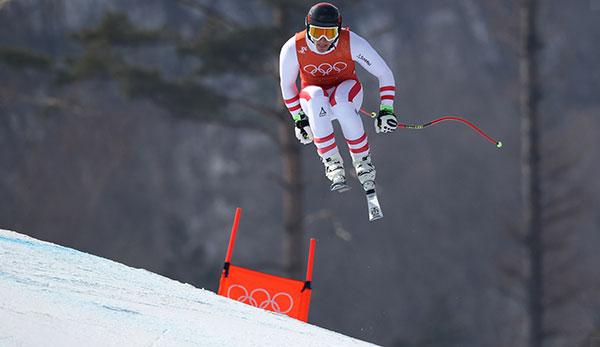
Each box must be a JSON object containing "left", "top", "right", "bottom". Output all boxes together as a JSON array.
[
  {"left": 279, "top": 37, "right": 303, "bottom": 121},
  {"left": 279, "top": 37, "right": 313, "bottom": 144},
  {"left": 350, "top": 31, "right": 398, "bottom": 133},
  {"left": 350, "top": 31, "right": 396, "bottom": 109}
]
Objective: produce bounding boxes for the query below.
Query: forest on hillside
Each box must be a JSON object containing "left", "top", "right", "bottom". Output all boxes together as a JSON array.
[{"left": 1, "top": 1, "right": 599, "bottom": 346}]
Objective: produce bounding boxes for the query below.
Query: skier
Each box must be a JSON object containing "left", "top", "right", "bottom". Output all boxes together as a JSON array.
[{"left": 279, "top": 2, "right": 398, "bottom": 199}]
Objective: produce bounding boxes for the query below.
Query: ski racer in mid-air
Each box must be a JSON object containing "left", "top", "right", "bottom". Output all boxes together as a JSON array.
[{"left": 279, "top": 2, "right": 398, "bottom": 220}]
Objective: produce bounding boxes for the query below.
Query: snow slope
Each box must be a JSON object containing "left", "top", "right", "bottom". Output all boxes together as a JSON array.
[{"left": 0, "top": 229, "right": 377, "bottom": 346}]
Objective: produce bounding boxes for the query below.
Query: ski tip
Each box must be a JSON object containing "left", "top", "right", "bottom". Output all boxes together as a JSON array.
[
  {"left": 369, "top": 214, "right": 383, "bottom": 222},
  {"left": 330, "top": 183, "right": 351, "bottom": 193},
  {"left": 368, "top": 205, "right": 383, "bottom": 221},
  {"left": 496, "top": 141, "right": 503, "bottom": 149},
  {"left": 336, "top": 186, "right": 352, "bottom": 193}
]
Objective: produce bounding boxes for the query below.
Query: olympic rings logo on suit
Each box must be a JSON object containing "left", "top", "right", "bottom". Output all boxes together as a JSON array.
[
  {"left": 226, "top": 284, "right": 295, "bottom": 314},
  {"left": 303, "top": 62, "right": 348, "bottom": 76}
]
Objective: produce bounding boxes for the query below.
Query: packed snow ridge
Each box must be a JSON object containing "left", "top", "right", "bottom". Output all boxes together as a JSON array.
[{"left": 0, "top": 229, "right": 376, "bottom": 346}]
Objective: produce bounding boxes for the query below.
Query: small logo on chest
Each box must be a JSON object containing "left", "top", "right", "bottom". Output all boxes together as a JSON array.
[{"left": 298, "top": 46, "right": 308, "bottom": 54}]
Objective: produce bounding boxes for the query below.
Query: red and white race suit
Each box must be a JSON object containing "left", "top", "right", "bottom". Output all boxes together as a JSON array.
[{"left": 279, "top": 28, "right": 396, "bottom": 161}]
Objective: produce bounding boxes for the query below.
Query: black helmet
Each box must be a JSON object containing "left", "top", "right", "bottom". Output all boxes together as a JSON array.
[
  {"left": 305, "top": 2, "right": 342, "bottom": 27},
  {"left": 305, "top": 3, "right": 342, "bottom": 43}
]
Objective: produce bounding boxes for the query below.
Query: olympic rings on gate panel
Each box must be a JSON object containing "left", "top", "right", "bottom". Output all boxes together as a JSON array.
[{"left": 226, "top": 284, "right": 295, "bottom": 314}]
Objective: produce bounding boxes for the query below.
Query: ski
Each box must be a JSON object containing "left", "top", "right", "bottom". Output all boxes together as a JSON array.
[
  {"left": 330, "top": 181, "right": 351, "bottom": 193},
  {"left": 362, "top": 181, "right": 383, "bottom": 221}
]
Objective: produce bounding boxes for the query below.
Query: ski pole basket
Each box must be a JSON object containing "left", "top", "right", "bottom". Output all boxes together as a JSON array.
[{"left": 217, "top": 208, "right": 316, "bottom": 322}]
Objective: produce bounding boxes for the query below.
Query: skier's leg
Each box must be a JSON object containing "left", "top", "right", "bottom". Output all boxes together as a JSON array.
[
  {"left": 329, "top": 80, "right": 375, "bottom": 187},
  {"left": 300, "top": 85, "right": 347, "bottom": 191}
]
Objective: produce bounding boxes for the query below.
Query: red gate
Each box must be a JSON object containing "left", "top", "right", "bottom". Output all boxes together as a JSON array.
[{"left": 217, "top": 208, "right": 316, "bottom": 322}]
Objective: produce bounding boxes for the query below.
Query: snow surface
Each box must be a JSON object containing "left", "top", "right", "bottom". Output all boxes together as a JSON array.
[{"left": 0, "top": 229, "right": 377, "bottom": 346}]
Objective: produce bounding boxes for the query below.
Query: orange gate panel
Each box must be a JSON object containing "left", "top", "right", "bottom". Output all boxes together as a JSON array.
[{"left": 217, "top": 208, "right": 316, "bottom": 322}]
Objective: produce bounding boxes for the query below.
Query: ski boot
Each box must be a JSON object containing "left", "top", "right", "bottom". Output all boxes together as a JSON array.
[
  {"left": 353, "top": 154, "right": 383, "bottom": 221},
  {"left": 323, "top": 152, "right": 351, "bottom": 193}
]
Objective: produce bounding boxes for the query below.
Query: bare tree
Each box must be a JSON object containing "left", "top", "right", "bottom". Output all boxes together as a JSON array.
[
  {"left": 507, "top": 1, "right": 589, "bottom": 346},
  {"left": 519, "top": 1, "right": 544, "bottom": 345},
  {"left": 57, "top": 1, "right": 311, "bottom": 277}
]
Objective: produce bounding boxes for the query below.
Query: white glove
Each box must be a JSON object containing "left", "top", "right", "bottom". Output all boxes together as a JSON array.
[
  {"left": 374, "top": 105, "right": 398, "bottom": 133},
  {"left": 294, "top": 112, "right": 313, "bottom": 144}
]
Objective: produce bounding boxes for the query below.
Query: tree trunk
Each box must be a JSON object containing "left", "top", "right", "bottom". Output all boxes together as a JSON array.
[
  {"left": 520, "top": 0, "right": 543, "bottom": 346},
  {"left": 279, "top": 122, "right": 305, "bottom": 278},
  {"left": 273, "top": 3, "right": 306, "bottom": 279}
]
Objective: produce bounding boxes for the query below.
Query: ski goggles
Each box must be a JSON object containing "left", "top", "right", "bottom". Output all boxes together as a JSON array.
[{"left": 308, "top": 25, "right": 339, "bottom": 41}]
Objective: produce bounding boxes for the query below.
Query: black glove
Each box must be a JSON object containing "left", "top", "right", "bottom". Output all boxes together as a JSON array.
[
  {"left": 294, "top": 111, "right": 313, "bottom": 144},
  {"left": 375, "top": 105, "right": 398, "bottom": 133}
]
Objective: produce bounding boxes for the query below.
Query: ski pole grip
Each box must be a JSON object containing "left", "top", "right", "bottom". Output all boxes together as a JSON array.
[{"left": 302, "top": 129, "right": 309, "bottom": 139}]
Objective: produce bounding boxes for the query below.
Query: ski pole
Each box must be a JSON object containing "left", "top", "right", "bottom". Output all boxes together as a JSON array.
[{"left": 360, "top": 108, "right": 503, "bottom": 149}]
